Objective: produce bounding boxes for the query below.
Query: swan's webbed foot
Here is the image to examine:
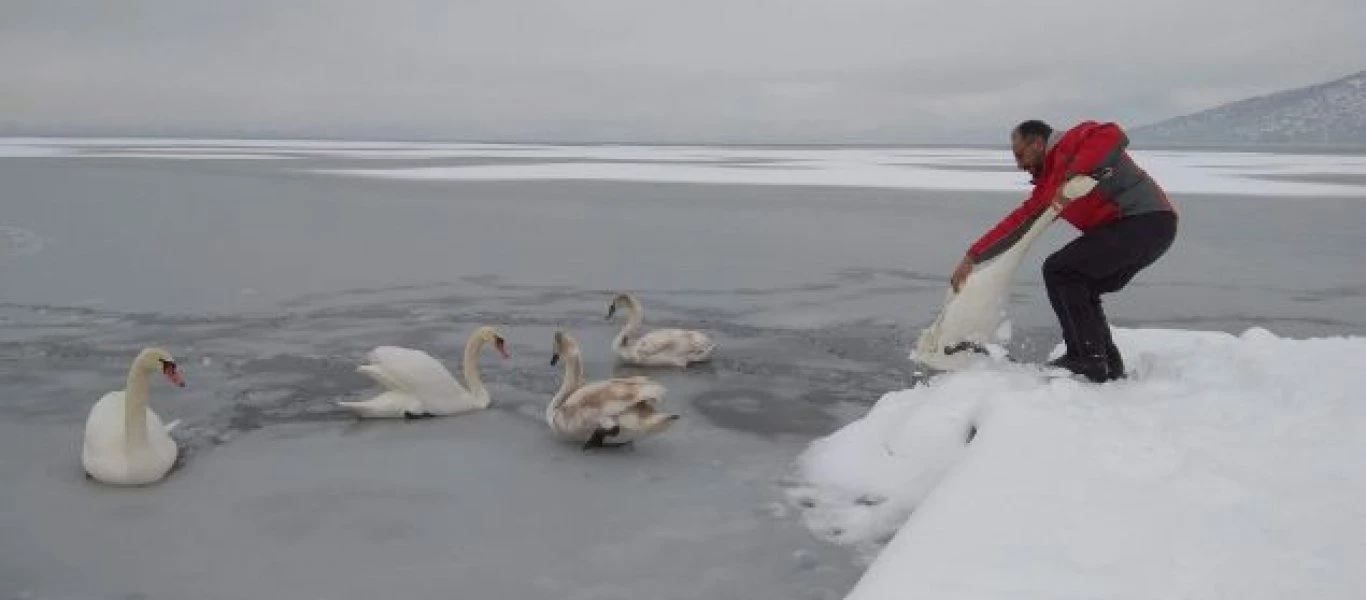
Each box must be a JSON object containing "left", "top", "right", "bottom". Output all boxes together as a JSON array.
[
  {"left": 403, "top": 411, "right": 436, "bottom": 420},
  {"left": 943, "top": 341, "right": 990, "bottom": 356},
  {"left": 582, "top": 425, "right": 625, "bottom": 451}
]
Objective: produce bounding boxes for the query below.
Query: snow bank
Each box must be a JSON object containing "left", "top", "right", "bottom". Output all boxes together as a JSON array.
[
  {"left": 315, "top": 151, "right": 1366, "bottom": 196},
  {"left": 6, "top": 137, "right": 1366, "bottom": 196},
  {"left": 788, "top": 327, "right": 1366, "bottom": 599}
]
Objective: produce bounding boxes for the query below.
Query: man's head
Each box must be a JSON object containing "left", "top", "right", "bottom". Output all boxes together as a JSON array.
[{"left": 1010, "top": 119, "right": 1053, "bottom": 173}]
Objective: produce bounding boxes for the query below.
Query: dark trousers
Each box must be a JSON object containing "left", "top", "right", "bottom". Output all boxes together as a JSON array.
[{"left": 1042, "top": 211, "right": 1178, "bottom": 367}]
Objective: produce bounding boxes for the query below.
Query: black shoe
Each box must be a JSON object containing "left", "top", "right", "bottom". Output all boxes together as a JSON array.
[
  {"left": 1105, "top": 343, "right": 1126, "bottom": 380},
  {"left": 1047, "top": 353, "right": 1111, "bottom": 383},
  {"left": 1046, "top": 353, "right": 1074, "bottom": 371}
]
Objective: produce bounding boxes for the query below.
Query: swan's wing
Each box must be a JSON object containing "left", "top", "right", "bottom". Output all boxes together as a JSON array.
[
  {"left": 629, "top": 329, "right": 706, "bottom": 360},
  {"left": 611, "top": 376, "right": 668, "bottom": 406},
  {"left": 365, "top": 346, "right": 468, "bottom": 401},
  {"left": 356, "top": 364, "right": 408, "bottom": 392},
  {"left": 337, "top": 391, "right": 424, "bottom": 418},
  {"left": 83, "top": 391, "right": 127, "bottom": 452},
  {"left": 563, "top": 377, "right": 667, "bottom": 418},
  {"left": 681, "top": 330, "right": 715, "bottom": 357},
  {"left": 82, "top": 391, "right": 177, "bottom": 463},
  {"left": 141, "top": 406, "right": 178, "bottom": 454}
]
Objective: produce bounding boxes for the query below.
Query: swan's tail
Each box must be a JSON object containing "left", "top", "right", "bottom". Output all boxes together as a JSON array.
[
  {"left": 689, "top": 332, "right": 717, "bottom": 361},
  {"left": 336, "top": 392, "right": 418, "bottom": 419},
  {"left": 356, "top": 364, "right": 409, "bottom": 393},
  {"left": 635, "top": 380, "right": 668, "bottom": 405}
]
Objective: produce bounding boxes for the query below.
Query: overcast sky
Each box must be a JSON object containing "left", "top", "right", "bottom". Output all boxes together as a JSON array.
[{"left": 2, "top": 0, "right": 1363, "bottom": 143}]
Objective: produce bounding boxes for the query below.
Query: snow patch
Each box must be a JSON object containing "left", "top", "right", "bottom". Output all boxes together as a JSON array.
[
  {"left": 6, "top": 137, "right": 1366, "bottom": 196},
  {"left": 309, "top": 148, "right": 1366, "bottom": 197},
  {"left": 789, "top": 327, "right": 1366, "bottom": 599}
]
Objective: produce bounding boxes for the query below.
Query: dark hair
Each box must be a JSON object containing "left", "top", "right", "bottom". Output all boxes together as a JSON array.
[{"left": 1013, "top": 119, "right": 1053, "bottom": 141}]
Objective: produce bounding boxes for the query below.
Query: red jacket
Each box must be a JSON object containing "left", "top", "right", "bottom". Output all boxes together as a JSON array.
[{"left": 967, "top": 121, "right": 1175, "bottom": 263}]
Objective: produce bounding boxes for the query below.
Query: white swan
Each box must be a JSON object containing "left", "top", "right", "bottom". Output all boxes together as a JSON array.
[
  {"left": 606, "top": 293, "right": 715, "bottom": 367},
  {"left": 82, "top": 347, "right": 186, "bottom": 486},
  {"left": 548, "top": 330, "right": 680, "bottom": 449},
  {"left": 913, "top": 175, "right": 1100, "bottom": 371},
  {"left": 337, "top": 325, "right": 509, "bottom": 419}
]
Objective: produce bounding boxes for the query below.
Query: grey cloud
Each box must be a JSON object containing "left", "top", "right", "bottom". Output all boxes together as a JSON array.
[{"left": 2, "top": 0, "right": 1363, "bottom": 142}]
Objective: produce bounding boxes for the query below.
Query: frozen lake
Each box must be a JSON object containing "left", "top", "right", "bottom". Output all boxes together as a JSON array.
[{"left": 2, "top": 138, "right": 1364, "bottom": 599}]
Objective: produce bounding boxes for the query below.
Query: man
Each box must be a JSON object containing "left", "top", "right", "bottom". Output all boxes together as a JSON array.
[{"left": 949, "top": 119, "right": 1178, "bottom": 382}]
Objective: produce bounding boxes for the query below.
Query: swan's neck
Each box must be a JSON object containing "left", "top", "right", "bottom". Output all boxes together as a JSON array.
[
  {"left": 548, "top": 351, "right": 585, "bottom": 423},
  {"left": 461, "top": 334, "right": 491, "bottom": 407},
  {"left": 123, "top": 362, "right": 151, "bottom": 448},
  {"left": 1019, "top": 205, "right": 1060, "bottom": 246},
  {"left": 614, "top": 298, "right": 644, "bottom": 348}
]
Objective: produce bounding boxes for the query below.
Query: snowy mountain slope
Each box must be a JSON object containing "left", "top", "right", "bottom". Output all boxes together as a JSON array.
[{"left": 1133, "top": 71, "right": 1366, "bottom": 146}]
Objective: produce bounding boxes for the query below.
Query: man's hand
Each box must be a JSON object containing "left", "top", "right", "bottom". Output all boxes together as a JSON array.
[
  {"left": 950, "top": 254, "right": 974, "bottom": 293},
  {"left": 1049, "top": 185, "right": 1070, "bottom": 212},
  {"left": 1052, "top": 174, "right": 1098, "bottom": 212}
]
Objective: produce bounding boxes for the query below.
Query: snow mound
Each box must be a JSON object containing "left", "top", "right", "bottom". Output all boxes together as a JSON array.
[{"left": 787, "top": 327, "right": 1366, "bottom": 599}]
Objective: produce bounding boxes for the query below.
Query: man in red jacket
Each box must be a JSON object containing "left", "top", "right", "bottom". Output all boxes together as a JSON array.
[{"left": 949, "top": 119, "right": 1178, "bottom": 382}]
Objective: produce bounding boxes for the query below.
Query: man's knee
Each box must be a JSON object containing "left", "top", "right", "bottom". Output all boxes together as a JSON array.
[{"left": 1042, "top": 252, "right": 1073, "bottom": 283}]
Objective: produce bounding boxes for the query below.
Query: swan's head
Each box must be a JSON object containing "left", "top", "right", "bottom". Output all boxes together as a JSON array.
[
  {"left": 474, "top": 326, "right": 510, "bottom": 358},
  {"left": 550, "top": 330, "right": 580, "bottom": 366},
  {"left": 137, "top": 347, "right": 185, "bottom": 387},
  {"left": 605, "top": 292, "right": 636, "bottom": 320}
]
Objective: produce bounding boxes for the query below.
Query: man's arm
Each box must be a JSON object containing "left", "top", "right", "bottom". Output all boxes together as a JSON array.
[
  {"left": 950, "top": 189, "right": 1049, "bottom": 292},
  {"left": 966, "top": 188, "right": 1050, "bottom": 264}
]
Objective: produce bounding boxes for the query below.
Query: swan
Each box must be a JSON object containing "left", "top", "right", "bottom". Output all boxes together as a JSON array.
[
  {"left": 913, "top": 175, "right": 1100, "bottom": 371},
  {"left": 337, "top": 325, "right": 509, "bottom": 419},
  {"left": 547, "top": 330, "right": 680, "bottom": 449},
  {"left": 606, "top": 292, "right": 714, "bottom": 367},
  {"left": 81, "top": 347, "right": 186, "bottom": 486}
]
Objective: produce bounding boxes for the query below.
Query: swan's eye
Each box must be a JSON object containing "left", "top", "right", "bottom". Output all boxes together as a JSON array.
[{"left": 160, "top": 360, "right": 177, "bottom": 375}]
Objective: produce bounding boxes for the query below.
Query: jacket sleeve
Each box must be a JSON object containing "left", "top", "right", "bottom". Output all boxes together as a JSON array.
[
  {"left": 967, "top": 187, "right": 1050, "bottom": 263},
  {"left": 1063, "top": 121, "right": 1129, "bottom": 179}
]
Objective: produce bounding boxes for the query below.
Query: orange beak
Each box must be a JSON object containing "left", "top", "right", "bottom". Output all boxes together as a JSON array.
[
  {"left": 163, "top": 363, "right": 186, "bottom": 387},
  {"left": 494, "top": 338, "right": 510, "bottom": 359}
]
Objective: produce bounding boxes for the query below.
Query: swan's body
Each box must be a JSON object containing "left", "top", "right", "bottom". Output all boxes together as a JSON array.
[
  {"left": 607, "top": 293, "right": 714, "bottom": 367},
  {"left": 338, "top": 326, "right": 509, "bottom": 419},
  {"left": 913, "top": 176, "right": 1098, "bottom": 370},
  {"left": 82, "top": 347, "right": 186, "bottom": 486},
  {"left": 548, "top": 331, "right": 679, "bottom": 449},
  {"left": 913, "top": 203, "right": 1060, "bottom": 371}
]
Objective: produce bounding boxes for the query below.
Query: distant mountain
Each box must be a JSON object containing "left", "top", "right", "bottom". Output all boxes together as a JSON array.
[{"left": 1132, "top": 70, "right": 1366, "bottom": 148}]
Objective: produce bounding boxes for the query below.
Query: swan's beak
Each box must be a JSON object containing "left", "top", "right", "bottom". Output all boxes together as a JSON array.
[
  {"left": 606, "top": 304, "right": 616, "bottom": 319},
  {"left": 494, "top": 337, "right": 510, "bottom": 359},
  {"left": 550, "top": 352, "right": 560, "bottom": 366},
  {"left": 162, "top": 364, "right": 186, "bottom": 387}
]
